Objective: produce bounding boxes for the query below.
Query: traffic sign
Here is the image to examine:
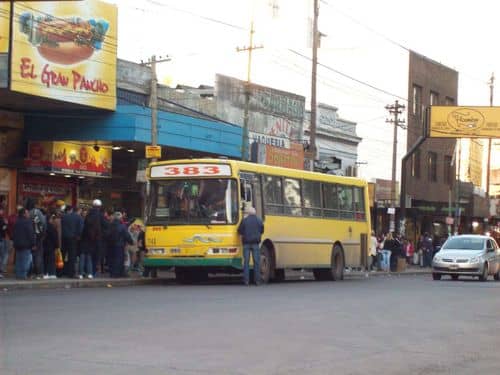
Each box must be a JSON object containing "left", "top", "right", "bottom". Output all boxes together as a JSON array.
[{"left": 145, "top": 145, "right": 161, "bottom": 159}]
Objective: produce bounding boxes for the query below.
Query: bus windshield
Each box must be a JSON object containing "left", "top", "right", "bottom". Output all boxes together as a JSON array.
[{"left": 148, "top": 178, "right": 238, "bottom": 225}]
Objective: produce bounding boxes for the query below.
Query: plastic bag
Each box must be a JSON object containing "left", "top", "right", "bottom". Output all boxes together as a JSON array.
[{"left": 55, "top": 248, "right": 64, "bottom": 269}]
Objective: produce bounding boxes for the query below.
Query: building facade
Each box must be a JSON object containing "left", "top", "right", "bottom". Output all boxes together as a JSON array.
[{"left": 403, "top": 51, "right": 458, "bottom": 241}]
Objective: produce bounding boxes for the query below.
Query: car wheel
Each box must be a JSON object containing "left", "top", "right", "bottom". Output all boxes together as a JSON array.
[
  {"left": 432, "top": 273, "right": 441, "bottom": 280},
  {"left": 451, "top": 275, "right": 459, "bottom": 281},
  {"left": 479, "top": 263, "right": 488, "bottom": 282},
  {"left": 494, "top": 269, "right": 500, "bottom": 281}
]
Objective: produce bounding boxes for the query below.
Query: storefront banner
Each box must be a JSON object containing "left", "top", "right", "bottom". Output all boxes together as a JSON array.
[
  {"left": 11, "top": 0, "right": 117, "bottom": 110},
  {"left": 429, "top": 106, "right": 500, "bottom": 138},
  {"left": 0, "top": 2, "right": 9, "bottom": 53},
  {"left": 25, "top": 141, "right": 112, "bottom": 177}
]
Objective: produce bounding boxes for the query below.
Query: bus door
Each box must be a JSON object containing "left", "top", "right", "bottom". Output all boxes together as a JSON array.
[{"left": 239, "top": 172, "right": 263, "bottom": 220}]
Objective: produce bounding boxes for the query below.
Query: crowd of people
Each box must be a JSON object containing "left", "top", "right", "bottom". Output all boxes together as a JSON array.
[
  {"left": 369, "top": 230, "right": 446, "bottom": 272},
  {"left": 0, "top": 198, "right": 146, "bottom": 280}
]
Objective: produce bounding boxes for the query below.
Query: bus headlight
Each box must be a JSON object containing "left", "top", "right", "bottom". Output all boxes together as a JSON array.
[{"left": 207, "top": 247, "right": 238, "bottom": 255}]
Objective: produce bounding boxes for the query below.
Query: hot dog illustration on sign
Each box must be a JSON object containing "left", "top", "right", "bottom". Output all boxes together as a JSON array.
[{"left": 19, "top": 12, "right": 109, "bottom": 65}]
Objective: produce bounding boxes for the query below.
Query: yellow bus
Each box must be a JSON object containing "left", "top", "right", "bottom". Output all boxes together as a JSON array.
[{"left": 143, "top": 158, "right": 371, "bottom": 283}]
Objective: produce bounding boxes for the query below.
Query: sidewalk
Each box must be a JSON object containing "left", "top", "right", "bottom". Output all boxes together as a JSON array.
[{"left": 0, "top": 266, "right": 432, "bottom": 291}]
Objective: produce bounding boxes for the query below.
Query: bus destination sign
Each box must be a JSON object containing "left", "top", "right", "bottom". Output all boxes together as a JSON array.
[{"left": 150, "top": 164, "right": 232, "bottom": 178}]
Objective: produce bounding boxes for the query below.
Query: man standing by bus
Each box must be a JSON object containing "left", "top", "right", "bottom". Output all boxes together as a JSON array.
[{"left": 238, "top": 206, "right": 264, "bottom": 286}]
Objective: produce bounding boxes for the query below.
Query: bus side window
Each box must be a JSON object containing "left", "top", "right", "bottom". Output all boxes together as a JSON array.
[{"left": 240, "top": 179, "right": 253, "bottom": 211}]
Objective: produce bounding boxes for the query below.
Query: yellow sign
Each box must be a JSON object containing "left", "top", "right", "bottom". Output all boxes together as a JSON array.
[
  {"left": 146, "top": 145, "right": 162, "bottom": 159},
  {"left": 10, "top": 0, "right": 117, "bottom": 110},
  {"left": 0, "top": 2, "right": 9, "bottom": 53},
  {"left": 429, "top": 106, "right": 500, "bottom": 138}
]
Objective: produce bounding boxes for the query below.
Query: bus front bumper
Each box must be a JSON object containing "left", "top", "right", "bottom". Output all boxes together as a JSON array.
[{"left": 143, "top": 257, "right": 242, "bottom": 269}]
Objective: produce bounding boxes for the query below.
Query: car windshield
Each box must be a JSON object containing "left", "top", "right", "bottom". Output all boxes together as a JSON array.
[
  {"left": 148, "top": 178, "right": 238, "bottom": 225},
  {"left": 442, "top": 237, "right": 485, "bottom": 251}
]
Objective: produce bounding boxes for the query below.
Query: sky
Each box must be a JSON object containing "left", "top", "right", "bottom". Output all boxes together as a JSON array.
[{"left": 110, "top": 0, "right": 500, "bottom": 182}]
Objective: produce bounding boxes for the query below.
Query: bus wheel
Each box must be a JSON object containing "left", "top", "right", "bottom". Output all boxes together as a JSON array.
[
  {"left": 331, "top": 245, "right": 345, "bottom": 281},
  {"left": 260, "top": 246, "right": 272, "bottom": 284}
]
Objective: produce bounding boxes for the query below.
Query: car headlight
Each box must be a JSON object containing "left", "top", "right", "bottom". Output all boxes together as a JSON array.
[
  {"left": 470, "top": 256, "right": 479, "bottom": 263},
  {"left": 433, "top": 256, "right": 442, "bottom": 262}
]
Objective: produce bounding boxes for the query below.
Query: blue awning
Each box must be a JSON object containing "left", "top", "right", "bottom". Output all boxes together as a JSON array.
[{"left": 24, "top": 105, "right": 242, "bottom": 158}]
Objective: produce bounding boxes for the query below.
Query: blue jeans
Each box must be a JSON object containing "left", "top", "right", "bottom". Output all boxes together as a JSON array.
[
  {"left": 243, "top": 243, "right": 260, "bottom": 285},
  {"left": 380, "top": 250, "right": 392, "bottom": 271},
  {"left": 0, "top": 239, "right": 8, "bottom": 274},
  {"left": 15, "top": 249, "right": 32, "bottom": 279},
  {"left": 79, "top": 253, "right": 93, "bottom": 276}
]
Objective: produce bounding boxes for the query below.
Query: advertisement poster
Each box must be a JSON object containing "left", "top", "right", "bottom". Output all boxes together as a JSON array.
[
  {"left": 265, "top": 142, "right": 304, "bottom": 170},
  {"left": 25, "top": 141, "right": 112, "bottom": 177},
  {"left": 429, "top": 106, "right": 500, "bottom": 138},
  {"left": 0, "top": 2, "right": 9, "bottom": 53},
  {"left": 11, "top": 0, "right": 117, "bottom": 110}
]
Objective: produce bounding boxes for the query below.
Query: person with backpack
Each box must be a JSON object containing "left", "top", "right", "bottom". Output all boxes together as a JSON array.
[
  {"left": 107, "top": 211, "right": 133, "bottom": 278},
  {"left": 25, "top": 198, "right": 46, "bottom": 279}
]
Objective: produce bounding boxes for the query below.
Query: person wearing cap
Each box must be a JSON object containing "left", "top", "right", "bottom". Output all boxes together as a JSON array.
[
  {"left": 80, "top": 199, "right": 106, "bottom": 278},
  {"left": 237, "top": 206, "right": 264, "bottom": 286}
]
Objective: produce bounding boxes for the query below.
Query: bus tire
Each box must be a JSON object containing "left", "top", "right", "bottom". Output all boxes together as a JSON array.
[
  {"left": 330, "top": 245, "right": 345, "bottom": 281},
  {"left": 260, "top": 245, "right": 272, "bottom": 284}
]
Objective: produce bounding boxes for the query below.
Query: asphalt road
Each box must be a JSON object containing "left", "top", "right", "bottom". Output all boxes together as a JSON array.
[{"left": 1, "top": 274, "right": 500, "bottom": 375}]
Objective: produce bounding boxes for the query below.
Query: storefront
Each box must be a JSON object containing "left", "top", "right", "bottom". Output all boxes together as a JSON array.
[{"left": 22, "top": 104, "right": 242, "bottom": 217}]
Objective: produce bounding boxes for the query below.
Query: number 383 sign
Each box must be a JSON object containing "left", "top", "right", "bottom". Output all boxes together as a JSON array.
[{"left": 149, "top": 164, "right": 232, "bottom": 178}]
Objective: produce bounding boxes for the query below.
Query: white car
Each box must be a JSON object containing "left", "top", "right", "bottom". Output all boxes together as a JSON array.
[{"left": 432, "top": 234, "right": 500, "bottom": 281}]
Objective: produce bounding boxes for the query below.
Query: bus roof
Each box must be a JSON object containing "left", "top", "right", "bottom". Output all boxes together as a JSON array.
[{"left": 148, "top": 158, "right": 367, "bottom": 187}]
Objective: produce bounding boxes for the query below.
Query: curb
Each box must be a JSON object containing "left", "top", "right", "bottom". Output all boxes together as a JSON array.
[
  {"left": 0, "top": 277, "right": 164, "bottom": 291},
  {"left": 0, "top": 270, "right": 433, "bottom": 291}
]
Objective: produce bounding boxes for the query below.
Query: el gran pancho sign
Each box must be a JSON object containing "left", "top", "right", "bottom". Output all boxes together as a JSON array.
[{"left": 10, "top": 0, "right": 117, "bottom": 110}]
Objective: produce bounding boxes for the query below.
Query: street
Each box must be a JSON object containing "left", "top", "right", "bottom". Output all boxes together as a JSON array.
[{"left": 1, "top": 274, "right": 500, "bottom": 375}]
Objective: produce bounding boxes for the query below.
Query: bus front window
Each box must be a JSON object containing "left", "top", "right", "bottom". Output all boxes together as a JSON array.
[{"left": 149, "top": 179, "right": 238, "bottom": 225}]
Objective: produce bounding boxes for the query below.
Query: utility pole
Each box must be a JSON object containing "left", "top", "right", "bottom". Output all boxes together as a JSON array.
[
  {"left": 237, "top": 20, "right": 263, "bottom": 161},
  {"left": 454, "top": 139, "right": 462, "bottom": 234},
  {"left": 385, "top": 100, "right": 406, "bottom": 233},
  {"left": 486, "top": 73, "right": 494, "bottom": 216},
  {"left": 143, "top": 55, "right": 171, "bottom": 162},
  {"left": 307, "top": 0, "right": 319, "bottom": 171}
]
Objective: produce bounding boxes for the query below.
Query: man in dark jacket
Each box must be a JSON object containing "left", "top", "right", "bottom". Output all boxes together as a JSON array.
[
  {"left": 81, "top": 199, "right": 107, "bottom": 277},
  {"left": 237, "top": 206, "right": 264, "bottom": 285},
  {"left": 61, "top": 205, "right": 83, "bottom": 278},
  {"left": 107, "top": 212, "right": 133, "bottom": 277},
  {"left": 13, "top": 208, "right": 35, "bottom": 279}
]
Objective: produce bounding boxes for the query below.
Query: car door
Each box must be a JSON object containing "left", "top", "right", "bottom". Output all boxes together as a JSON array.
[{"left": 486, "top": 239, "right": 497, "bottom": 275}]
